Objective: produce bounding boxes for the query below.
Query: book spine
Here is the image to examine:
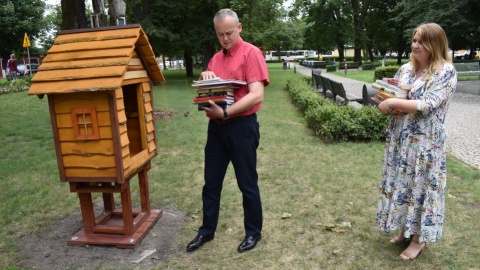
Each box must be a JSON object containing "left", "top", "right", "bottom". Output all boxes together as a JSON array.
[
  {"left": 193, "top": 95, "right": 227, "bottom": 102},
  {"left": 372, "top": 82, "right": 397, "bottom": 97}
]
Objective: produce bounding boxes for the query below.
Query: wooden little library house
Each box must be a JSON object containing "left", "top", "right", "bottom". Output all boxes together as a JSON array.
[{"left": 27, "top": 25, "right": 165, "bottom": 248}]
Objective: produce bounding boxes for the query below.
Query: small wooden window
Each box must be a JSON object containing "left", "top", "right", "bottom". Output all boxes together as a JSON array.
[{"left": 71, "top": 108, "right": 100, "bottom": 140}]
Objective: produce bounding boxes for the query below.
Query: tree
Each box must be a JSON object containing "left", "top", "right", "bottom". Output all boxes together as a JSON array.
[
  {"left": 305, "top": 0, "right": 353, "bottom": 60},
  {"left": 125, "top": 0, "right": 285, "bottom": 77},
  {"left": 0, "top": 0, "right": 47, "bottom": 67},
  {"left": 61, "top": 0, "right": 87, "bottom": 30},
  {"left": 92, "top": 0, "right": 108, "bottom": 27}
]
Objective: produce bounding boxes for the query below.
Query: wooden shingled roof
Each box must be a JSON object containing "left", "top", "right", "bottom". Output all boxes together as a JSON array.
[{"left": 28, "top": 24, "right": 164, "bottom": 95}]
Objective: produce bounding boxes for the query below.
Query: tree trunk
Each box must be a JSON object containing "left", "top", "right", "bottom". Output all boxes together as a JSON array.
[
  {"left": 109, "top": 0, "right": 126, "bottom": 26},
  {"left": 61, "top": 0, "right": 87, "bottom": 30},
  {"left": 92, "top": 0, "right": 108, "bottom": 27},
  {"left": 202, "top": 40, "right": 216, "bottom": 71},
  {"left": 131, "top": 0, "right": 151, "bottom": 22},
  {"left": 184, "top": 51, "right": 194, "bottom": 77}
]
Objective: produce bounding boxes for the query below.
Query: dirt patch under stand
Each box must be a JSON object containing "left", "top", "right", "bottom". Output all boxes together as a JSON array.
[{"left": 19, "top": 205, "right": 189, "bottom": 270}]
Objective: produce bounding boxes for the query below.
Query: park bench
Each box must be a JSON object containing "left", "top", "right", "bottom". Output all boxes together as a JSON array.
[
  {"left": 319, "top": 75, "right": 335, "bottom": 99},
  {"left": 311, "top": 69, "right": 334, "bottom": 98},
  {"left": 311, "top": 69, "right": 322, "bottom": 88},
  {"left": 339, "top": 62, "right": 361, "bottom": 70},
  {"left": 360, "top": 84, "right": 380, "bottom": 106},
  {"left": 311, "top": 70, "right": 378, "bottom": 106},
  {"left": 453, "top": 62, "right": 480, "bottom": 78},
  {"left": 329, "top": 79, "right": 363, "bottom": 105}
]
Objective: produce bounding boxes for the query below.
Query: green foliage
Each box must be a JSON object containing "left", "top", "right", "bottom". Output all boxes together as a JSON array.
[
  {"left": 326, "top": 65, "right": 336, "bottom": 72},
  {"left": 286, "top": 77, "right": 388, "bottom": 143},
  {"left": 0, "top": 77, "right": 30, "bottom": 94},
  {"left": 362, "top": 62, "right": 382, "bottom": 70},
  {"left": 0, "top": 0, "right": 47, "bottom": 54},
  {"left": 374, "top": 65, "right": 399, "bottom": 80}
]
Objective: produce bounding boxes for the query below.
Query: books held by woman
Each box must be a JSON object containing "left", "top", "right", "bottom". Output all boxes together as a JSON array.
[{"left": 371, "top": 78, "right": 411, "bottom": 103}]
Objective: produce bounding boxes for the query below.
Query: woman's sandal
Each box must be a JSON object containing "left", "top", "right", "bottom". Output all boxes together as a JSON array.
[{"left": 400, "top": 241, "right": 427, "bottom": 260}]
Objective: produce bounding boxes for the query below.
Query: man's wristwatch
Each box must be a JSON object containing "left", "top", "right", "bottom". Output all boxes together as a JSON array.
[{"left": 223, "top": 108, "right": 229, "bottom": 119}]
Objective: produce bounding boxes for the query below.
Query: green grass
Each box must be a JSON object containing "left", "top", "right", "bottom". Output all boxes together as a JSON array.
[{"left": 1, "top": 64, "right": 479, "bottom": 269}]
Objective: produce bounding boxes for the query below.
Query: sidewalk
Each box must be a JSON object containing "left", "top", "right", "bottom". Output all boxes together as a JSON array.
[{"left": 293, "top": 64, "right": 480, "bottom": 170}]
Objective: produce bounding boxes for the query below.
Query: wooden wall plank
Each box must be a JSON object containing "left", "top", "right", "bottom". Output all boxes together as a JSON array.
[
  {"left": 122, "top": 77, "right": 149, "bottom": 86},
  {"left": 144, "top": 102, "right": 152, "bottom": 113},
  {"left": 116, "top": 98, "right": 125, "bottom": 111},
  {"left": 58, "top": 126, "right": 112, "bottom": 141},
  {"left": 142, "top": 82, "right": 151, "bottom": 92},
  {"left": 65, "top": 168, "right": 116, "bottom": 178},
  {"left": 129, "top": 58, "right": 142, "bottom": 66},
  {"left": 118, "top": 110, "right": 127, "bottom": 124},
  {"left": 148, "top": 140, "right": 156, "bottom": 153},
  {"left": 115, "top": 88, "right": 123, "bottom": 98},
  {"left": 60, "top": 140, "right": 115, "bottom": 155},
  {"left": 56, "top": 111, "right": 111, "bottom": 128},
  {"left": 143, "top": 92, "right": 151, "bottom": 103},
  {"left": 124, "top": 70, "right": 147, "bottom": 80},
  {"left": 63, "top": 155, "right": 116, "bottom": 168},
  {"left": 120, "top": 132, "right": 130, "bottom": 147},
  {"left": 146, "top": 122, "right": 154, "bottom": 133},
  {"left": 54, "top": 92, "right": 109, "bottom": 113}
]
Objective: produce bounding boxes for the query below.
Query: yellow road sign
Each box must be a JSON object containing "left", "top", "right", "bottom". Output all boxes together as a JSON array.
[{"left": 23, "top": 33, "right": 31, "bottom": 48}]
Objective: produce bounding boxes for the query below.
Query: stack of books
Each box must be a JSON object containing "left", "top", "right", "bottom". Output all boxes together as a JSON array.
[
  {"left": 192, "top": 78, "right": 247, "bottom": 111},
  {"left": 371, "top": 78, "right": 401, "bottom": 103}
]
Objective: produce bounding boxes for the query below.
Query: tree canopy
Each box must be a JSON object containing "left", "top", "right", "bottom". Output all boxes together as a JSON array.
[
  {"left": 0, "top": 0, "right": 47, "bottom": 65},
  {"left": 5, "top": 0, "right": 479, "bottom": 73}
]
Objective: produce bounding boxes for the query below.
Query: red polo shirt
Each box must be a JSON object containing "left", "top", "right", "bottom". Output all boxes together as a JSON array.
[{"left": 206, "top": 37, "right": 269, "bottom": 117}]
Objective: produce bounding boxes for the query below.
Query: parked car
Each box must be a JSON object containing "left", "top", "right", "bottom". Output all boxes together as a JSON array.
[
  {"left": 16, "top": 63, "right": 38, "bottom": 77},
  {"left": 454, "top": 50, "right": 469, "bottom": 60}
]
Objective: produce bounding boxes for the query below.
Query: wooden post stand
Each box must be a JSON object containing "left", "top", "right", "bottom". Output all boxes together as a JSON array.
[{"left": 67, "top": 164, "right": 162, "bottom": 249}]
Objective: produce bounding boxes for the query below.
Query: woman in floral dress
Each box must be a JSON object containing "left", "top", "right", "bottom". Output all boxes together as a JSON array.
[{"left": 376, "top": 23, "right": 457, "bottom": 260}]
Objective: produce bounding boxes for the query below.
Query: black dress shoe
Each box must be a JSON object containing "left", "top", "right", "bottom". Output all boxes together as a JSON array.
[
  {"left": 237, "top": 234, "right": 261, "bottom": 252},
  {"left": 186, "top": 234, "right": 214, "bottom": 252}
]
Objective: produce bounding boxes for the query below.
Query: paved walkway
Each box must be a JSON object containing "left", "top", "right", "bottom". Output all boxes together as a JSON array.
[{"left": 294, "top": 64, "right": 480, "bottom": 170}]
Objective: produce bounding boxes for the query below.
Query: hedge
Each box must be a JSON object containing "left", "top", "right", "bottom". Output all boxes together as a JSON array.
[
  {"left": 373, "top": 65, "right": 399, "bottom": 80},
  {"left": 286, "top": 77, "right": 389, "bottom": 143},
  {"left": 0, "top": 77, "right": 31, "bottom": 94}
]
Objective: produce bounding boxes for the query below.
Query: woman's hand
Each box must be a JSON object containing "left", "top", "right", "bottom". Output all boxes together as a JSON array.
[{"left": 378, "top": 99, "right": 405, "bottom": 115}]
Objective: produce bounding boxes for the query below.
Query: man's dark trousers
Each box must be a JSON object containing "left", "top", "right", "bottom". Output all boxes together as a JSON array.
[{"left": 199, "top": 113, "right": 262, "bottom": 238}]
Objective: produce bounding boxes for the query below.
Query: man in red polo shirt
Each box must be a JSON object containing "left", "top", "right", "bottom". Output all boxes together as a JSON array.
[{"left": 186, "top": 8, "right": 269, "bottom": 253}]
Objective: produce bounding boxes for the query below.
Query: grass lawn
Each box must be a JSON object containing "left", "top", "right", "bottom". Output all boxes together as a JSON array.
[{"left": 1, "top": 63, "right": 479, "bottom": 269}]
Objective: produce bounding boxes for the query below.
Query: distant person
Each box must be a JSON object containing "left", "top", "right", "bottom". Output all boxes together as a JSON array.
[
  {"left": 186, "top": 8, "right": 269, "bottom": 253},
  {"left": 7, "top": 54, "right": 17, "bottom": 80},
  {"left": 376, "top": 23, "right": 457, "bottom": 260}
]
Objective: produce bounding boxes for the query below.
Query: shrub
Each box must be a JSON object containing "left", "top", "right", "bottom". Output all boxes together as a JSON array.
[
  {"left": 326, "top": 65, "right": 336, "bottom": 72},
  {"left": 362, "top": 62, "right": 382, "bottom": 70},
  {"left": 0, "top": 77, "right": 31, "bottom": 94},
  {"left": 374, "top": 65, "right": 399, "bottom": 80},
  {"left": 286, "top": 77, "right": 389, "bottom": 143}
]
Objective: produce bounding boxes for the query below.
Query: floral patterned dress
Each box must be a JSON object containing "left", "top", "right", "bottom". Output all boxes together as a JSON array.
[{"left": 377, "top": 61, "right": 457, "bottom": 243}]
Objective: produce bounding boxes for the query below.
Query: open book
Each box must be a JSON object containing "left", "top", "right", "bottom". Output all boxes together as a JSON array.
[{"left": 192, "top": 78, "right": 247, "bottom": 88}]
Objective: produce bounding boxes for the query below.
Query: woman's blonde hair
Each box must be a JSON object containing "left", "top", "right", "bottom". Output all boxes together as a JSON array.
[{"left": 410, "top": 23, "right": 451, "bottom": 80}]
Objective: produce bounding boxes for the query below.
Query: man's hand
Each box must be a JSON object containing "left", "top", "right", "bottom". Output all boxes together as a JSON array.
[
  {"left": 200, "top": 71, "right": 218, "bottom": 80},
  {"left": 201, "top": 100, "right": 224, "bottom": 118}
]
